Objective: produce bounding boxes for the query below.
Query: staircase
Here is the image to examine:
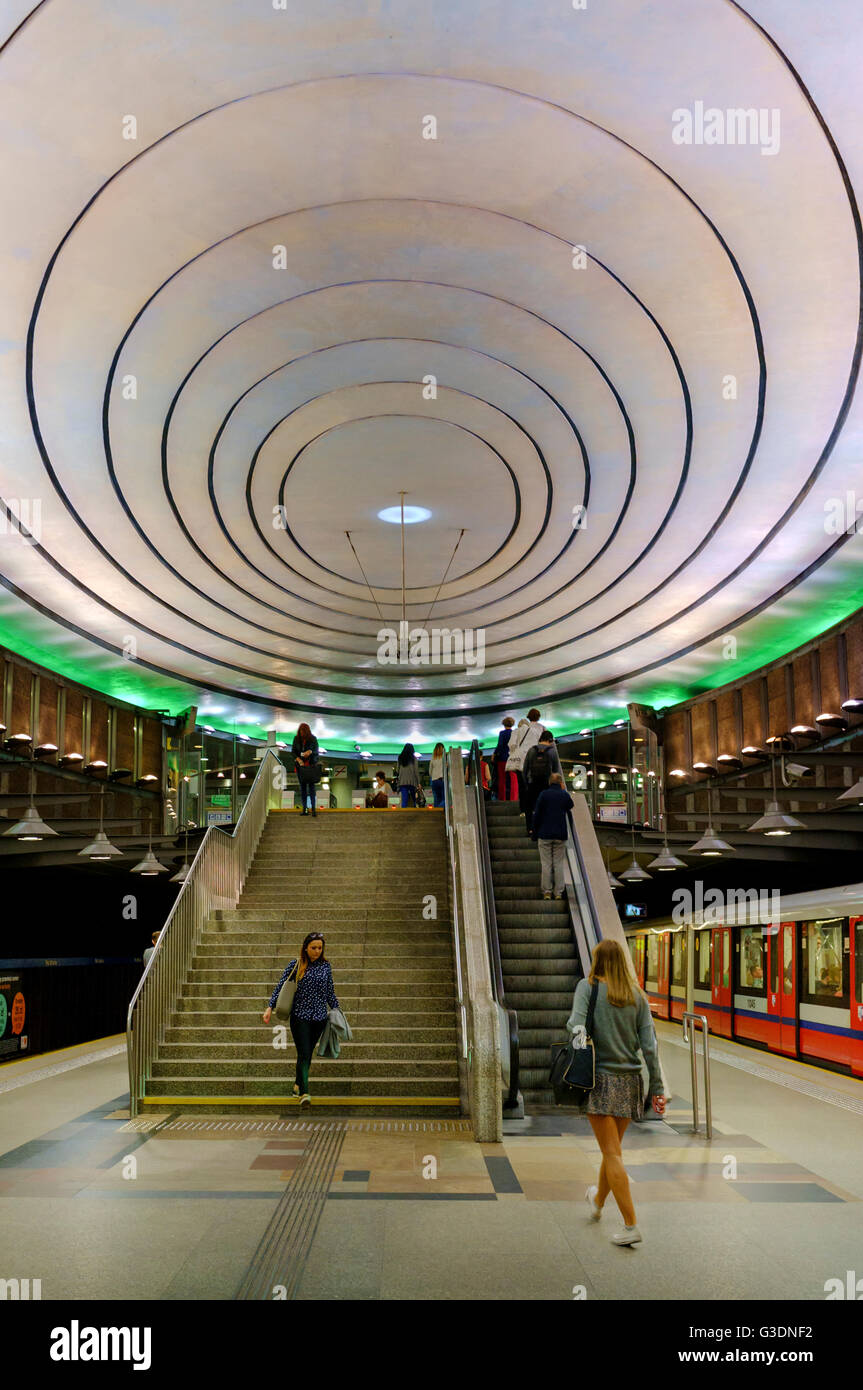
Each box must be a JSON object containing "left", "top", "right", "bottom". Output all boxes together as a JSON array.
[
  {"left": 145, "top": 810, "right": 461, "bottom": 1113},
  {"left": 486, "top": 801, "right": 582, "bottom": 1106}
]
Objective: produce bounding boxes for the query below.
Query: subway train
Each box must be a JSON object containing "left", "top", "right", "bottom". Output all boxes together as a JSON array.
[{"left": 624, "top": 885, "right": 863, "bottom": 1078}]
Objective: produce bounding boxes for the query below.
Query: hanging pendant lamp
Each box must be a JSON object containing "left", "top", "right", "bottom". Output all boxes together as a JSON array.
[
  {"left": 131, "top": 818, "right": 168, "bottom": 875},
  {"left": 3, "top": 767, "right": 59, "bottom": 840},
  {"left": 79, "top": 784, "right": 123, "bottom": 860}
]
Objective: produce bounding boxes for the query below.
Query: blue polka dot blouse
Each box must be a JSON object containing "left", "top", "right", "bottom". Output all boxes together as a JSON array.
[{"left": 269, "top": 958, "right": 339, "bottom": 1021}]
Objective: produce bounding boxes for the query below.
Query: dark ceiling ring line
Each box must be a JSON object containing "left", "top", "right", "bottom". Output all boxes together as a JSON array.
[
  {"left": 1, "top": 514, "right": 855, "bottom": 721},
  {"left": 264, "top": 412, "right": 526, "bottom": 587},
  {"left": 0, "top": 0, "right": 48, "bottom": 56}
]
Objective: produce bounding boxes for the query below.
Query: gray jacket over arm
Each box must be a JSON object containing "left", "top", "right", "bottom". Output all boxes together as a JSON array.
[{"left": 567, "top": 978, "right": 663, "bottom": 1098}]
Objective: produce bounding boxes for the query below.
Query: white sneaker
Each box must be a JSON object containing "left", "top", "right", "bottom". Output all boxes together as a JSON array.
[
  {"left": 585, "top": 1185, "right": 602, "bottom": 1221},
  {"left": 612, "top": 1225, "right": 642, "bottom": 1246}
]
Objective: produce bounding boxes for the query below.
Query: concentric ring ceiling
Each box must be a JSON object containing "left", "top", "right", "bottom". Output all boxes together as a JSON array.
[{"left": 2, "top": 0, "right": 862, "bottom": 747}]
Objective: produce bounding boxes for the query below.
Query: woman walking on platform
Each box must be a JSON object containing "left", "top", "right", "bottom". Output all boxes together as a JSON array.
[
  {"left": 396, "top": 742, "right": 420, "bottom": 807},
  {"left": 292, "top": 723, "right": 320, "bottom": 817},
  {"left": 567, "top": 939, "right": 665, "bottom": 1246},
  {"left": 262, "top": 932, "right": 339, "bottom": 1105}
]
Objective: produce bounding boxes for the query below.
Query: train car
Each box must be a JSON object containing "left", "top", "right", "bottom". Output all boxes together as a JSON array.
[{"left": 625, "top": 885, "right": 863, "bottom": 1079}]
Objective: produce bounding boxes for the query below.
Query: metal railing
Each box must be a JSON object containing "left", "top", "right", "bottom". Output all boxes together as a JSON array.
[
  {"left": 467, "top": 742, "right": 519, "bottom": 1110},
  {"left": 126, "top": 748, "right": 285, "bottom": 1117},
  {"left": 443, "top": 747, "right": 468, "bottom": 1065},
  {"left": 682, "top": 1012, "right": 713, "bottom": 1137}
]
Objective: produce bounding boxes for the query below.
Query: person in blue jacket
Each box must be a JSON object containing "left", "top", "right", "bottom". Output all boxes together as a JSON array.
[
  {"left": 262, "top": 932, "right": 338, "bottom": 1105},
  {"left": 531, "top": 772, "right": 573, "bottom": 898}
]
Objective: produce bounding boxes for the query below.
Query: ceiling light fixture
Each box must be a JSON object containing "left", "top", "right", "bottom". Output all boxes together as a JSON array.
[{"left": 78, "top": 786, "right": 123, "bottom": 860}]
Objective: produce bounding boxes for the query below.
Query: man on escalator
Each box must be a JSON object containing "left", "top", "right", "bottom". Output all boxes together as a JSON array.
[{"left": 531, "top": 771, "right": 573, "bottom": 900}]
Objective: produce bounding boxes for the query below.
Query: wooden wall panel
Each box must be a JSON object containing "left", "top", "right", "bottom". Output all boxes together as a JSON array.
[
  {"left": 9, "top": 663, "right": 32, "bottom": 737},
  {"left": 819, "top": 636, "right": 842, "bottom": 716},
  {"left": 767, "top": 666, "right": 789, "bottom": 737},
  {"left": 115, "top": 708, "right": 135, "bottom": 771},
  {"left": 791, "top": 655, "right": 814, "bottom": 727},
  {"left": 690, "top": 702, "right": 714, "bottom": 766},
  {"left": 36, "top": 675, "right": 59, "bottom": 747},
  {"left": 140, "top": 718, "right": 163, "bottom": 780},
  {"left": 64, "top": 690, "right": 84, "bottom": 757},
  {"left": 844, "top": 618, "right": 863, "bottom": 698},
  {"left": 89, "top": 698, "right": 109, "bottom": 764},
  {"left": 715, "top": 690, "right": 737, "bottom": 755},
  {"left": 663, "top": 709, "right": 687, "bottom": 771},
  {"left": 740, "top": 680, "right": 765, "bottom": 747}
]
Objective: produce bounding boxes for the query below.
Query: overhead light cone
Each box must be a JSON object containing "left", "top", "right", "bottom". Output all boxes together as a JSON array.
[
  {"left": 837, "top": 779, "right": 863, "bottom": 805},
  {"left": 688, "top": 827, "right": 733, "bottom": 856},
  {"left": 170, "top": 862, "right": 191, "bottom": 884},
  {"left": 607, "top": 870, "right": 623, "bottom": 889},
  {"left": 130, "top": 848, "right": 168, "bottom": 876},
  {"left": 3, "top": 805, "right": 59, "bottom": 840},
  {"left": 747, "top": 801, "right": 806, "bottom": 835},
  {"left": 620, "top": 858, "right": 652, "bottom": 881},
  {"left": 78, "top": 829, "right": 124, "bottom": 860},
  {"left": 647, "top": 848, "right": 686, "bottom": 871}
]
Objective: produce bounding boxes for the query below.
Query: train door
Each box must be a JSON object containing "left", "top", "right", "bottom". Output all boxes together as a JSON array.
[
  {"left": 711, "top": 925, "right": 733, "bottom": 1037},
  {"left": 628, "top": 934, "right": 645, "bottom": 989},
  {"left": 669, "top": 929, "right": 686, "bottom": 1020},
  {"left": 851, "top": 917, "right": 863, "bottom": 1077},
  {"left": 655, "top": 934, "right": 669, "bottom": 1023},
  {"left": 778, "top": 922, "right": 798, "bottom": 1057}
]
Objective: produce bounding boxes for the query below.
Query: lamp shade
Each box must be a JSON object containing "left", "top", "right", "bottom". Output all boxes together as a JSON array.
[
  {"left": 688, "top": 827, "right": 733, "bottom": 856},
  {"left": 607, "top": 870, "right": 623, "bottom": 889},
  {"left": 130, "top": 849, "right": 168, "bottom": 876},
  {"left": 620, "top": 858, "right": 652, "bottom": 881},
  {"left": 647, "top": 848, "right": 686, "bottom": 871},
  {"left": 747, "top": 801, "right": 806, "bottom": 835},
  {"left": 837, "top": 780, "right": 863, "bottom": 805},
  {"left": 3, "top": 806, "right": 59, "bottom": 840},
  {"left": 78, "top": 830, "right": 124, "bottom": 860},
  {"left": 170, "top": 862, "right": 191, "bottom": 884}
]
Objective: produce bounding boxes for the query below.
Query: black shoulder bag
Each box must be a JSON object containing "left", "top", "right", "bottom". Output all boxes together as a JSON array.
[{"left": 549, "top": 981, "right": 598, "bottom": 1105}]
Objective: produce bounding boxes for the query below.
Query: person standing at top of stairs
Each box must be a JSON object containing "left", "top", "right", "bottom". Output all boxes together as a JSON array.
[
  {"left": 504, "top": 709, "right": 546, "bottom": 813},
  {"left": 523, "top": 730, "right": 562, "bottom": 836},
  {"left": 261, "top": 931, "right": 339, "bottom": 1106},
  {"left": 292, "top": 723, "right": 320, "bottom": 817},
  {"left": 531, "top": 773, "right": 574, "bottom": 900}
]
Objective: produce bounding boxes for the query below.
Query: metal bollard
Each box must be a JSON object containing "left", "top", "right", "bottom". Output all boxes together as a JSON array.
[{"left": 682, "top": 1012, "right": 712, "bottom": 1138}]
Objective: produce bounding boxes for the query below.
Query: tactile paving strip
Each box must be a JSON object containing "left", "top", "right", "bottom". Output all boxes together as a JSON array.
[{"left": 120, "top": 1117, "right": 473, "bottom": 1135}]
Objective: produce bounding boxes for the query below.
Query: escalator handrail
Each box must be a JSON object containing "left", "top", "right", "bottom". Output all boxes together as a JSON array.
[
  {"left": 567, "top": 804, "right": 605, "bottom": 944},
  {"left": 468, "top": 741, "right": 520, "bottom": 1110}
]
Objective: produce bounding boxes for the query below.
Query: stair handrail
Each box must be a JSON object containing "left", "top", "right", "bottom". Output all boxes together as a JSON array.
[
  {"left": 446, "top": 747, "right": 503, "bottom": 1142},
  {"left": 468, "top": 741, "right": 520, "bottom": 1110},
  {"left": 564, "top": 794, "right": 633, "bottom": 969},
  {"left": 126, "top": 747, "right": 285, "bottom": 1117},
  {"left": 443, "top": 746, "right": 468, "bottom": 1064}
]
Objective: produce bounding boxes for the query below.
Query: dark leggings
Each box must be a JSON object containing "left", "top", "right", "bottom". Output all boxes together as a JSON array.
[
  {"left": 300, "top": 781, "right": 316, "bottom": 811},
  {"left": 290, "top": 1016, "right": 326, "bottom": 1091}
]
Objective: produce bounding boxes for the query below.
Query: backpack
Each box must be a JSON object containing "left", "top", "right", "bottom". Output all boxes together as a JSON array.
[{"left": 530, "top": 746, "right": 551, "bottom": 783}]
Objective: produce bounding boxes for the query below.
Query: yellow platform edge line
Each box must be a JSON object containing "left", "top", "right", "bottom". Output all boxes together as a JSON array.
[{"left": 142, "top": 1096, "right": 461, "bottom": 1106}]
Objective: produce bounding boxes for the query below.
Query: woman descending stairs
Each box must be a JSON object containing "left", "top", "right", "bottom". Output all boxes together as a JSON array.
[
  {"left": 144, "top": 811, "right": 461, "bottom": 1114},
  {"left": 486, "top": 801, "right": 583, "bottom": 1107}
]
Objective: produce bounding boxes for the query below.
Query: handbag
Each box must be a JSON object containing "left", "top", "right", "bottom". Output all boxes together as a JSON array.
[
  {"left": 415, "top": 785, "right": 427, "bottom": 808},
  {"left": 273, "top": 962, "right": 299, "bottom": 1021},
  {"left": 549, "top": 981, "right": 598, "bottom": 1105}
]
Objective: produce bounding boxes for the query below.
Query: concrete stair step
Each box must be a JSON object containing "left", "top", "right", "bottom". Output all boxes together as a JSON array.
[
  {"left": 164, "top": 1025, "right": 457, "bottom": 1044},
  {"left": 183, "top": 983, "right": 456, "bottom": 1000},
  {"left": 157, "top": 1041, "right": 457, "bottom": 1062},
  {"left": 146, "top": 1078, "right": 459, "bottom": 1098},
  {"left": 193, "top": 946, "right": 453, "bottom": 962},
  {"left": 187, "top": 968, "right": 455, "bottom": 985},
  {"left": 152, "top": 1059, "right": 459, "bottom": 1079},
  {"left": 172, "top": 1008, "right": 456, "bottom": 1026}
]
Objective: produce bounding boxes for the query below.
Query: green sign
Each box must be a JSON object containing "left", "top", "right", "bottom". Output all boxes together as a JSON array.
[{"left": 211, "top": 794, "right": 232, "bottom": 807}]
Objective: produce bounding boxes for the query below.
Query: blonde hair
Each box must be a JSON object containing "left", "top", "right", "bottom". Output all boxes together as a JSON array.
[
  {"left": 589, "top": 939, "right": 636, "bottom": 1008},
  {"left": 432, "top": 742, "right": 445, "bottom": 758}
]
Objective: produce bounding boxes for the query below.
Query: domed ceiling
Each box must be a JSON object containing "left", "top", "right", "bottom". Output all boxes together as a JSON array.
[{"left": 1, "top": 0, "right": 862, "bottom": 748}]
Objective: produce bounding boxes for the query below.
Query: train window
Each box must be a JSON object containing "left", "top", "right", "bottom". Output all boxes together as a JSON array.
[
  {"left": 738, "top": 928, "right": 766, "bottom": 995},
  {"left": 723, "top": 932, "right": 730, "bottom": 989},
  {"left": 769, "top": 929, "right": 779, "bottom": 994},
  {"left": 856, "top": 924, "right": 863, "bottom": 1006},
  {"left": 672, "top": 932, "right": 687, "bottom": 985},
  {"left": 800, "top": 920, "right": 849, "bottom": 1008},
  {"left": 783, "top": 929, "right": 793, "bottom": 995},
  {"left": 646, "top": 933, "right": 659, "bottom": 981},
  {"left": 694, "top": 929, "right": 711, "bottom": 987}
]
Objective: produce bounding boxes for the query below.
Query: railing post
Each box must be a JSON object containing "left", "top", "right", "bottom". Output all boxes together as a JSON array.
[{"left": 682, "top": 1011, "right": 712, "bottom": 1138}]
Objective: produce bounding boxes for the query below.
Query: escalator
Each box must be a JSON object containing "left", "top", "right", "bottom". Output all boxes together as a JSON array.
[{"left": 469, "top": 740, "right": 631, "bottom": 1110}]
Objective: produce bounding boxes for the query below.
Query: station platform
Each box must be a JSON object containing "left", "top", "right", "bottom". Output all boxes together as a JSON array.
[{"left": 1, "top": 1024, "right": 861, "bottom": 1302}]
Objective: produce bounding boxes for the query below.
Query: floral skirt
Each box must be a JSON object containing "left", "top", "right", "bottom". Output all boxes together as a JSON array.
[{"left": 577, "top": 1068, "right": 644, "bottom": 1120}]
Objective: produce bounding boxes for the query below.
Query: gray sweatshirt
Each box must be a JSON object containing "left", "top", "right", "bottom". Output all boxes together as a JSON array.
[{"left": 567, "top": 978, "right": 663, "bottom": 1096}]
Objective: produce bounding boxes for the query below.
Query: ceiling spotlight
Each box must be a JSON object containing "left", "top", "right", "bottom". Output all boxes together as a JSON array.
[
  {"left": 790, "top": 725, "right": 819, "bottom": 739},
  {"left": 78, "top": 830, "right": 124, "bottom": 861},
  {"left": 130, "top": 848, "right": 168, "bottom": 876},
  {"left": 614, "top": 719, "right": 626, "bottom": 727},
  {"left": 378, "top": 505, "right": 431, "bottom": 524},
  {"left": 840, "top": 698, "right": 863, "bottom": 714},
  {"left": 692, "top": 761, "right": 716, "bottom": 775},
  {"left": 747, "top": 801, "right": 806, "bottom": 836},
  {"left": 579, "top": 728, "right": 591, "bottom": 736},
  {"left": 815, "top": 712, "right": 847, "bottom": 731},
  {"left": 741, "top": 746, "right": 769, "bottom": 760},
  {"left": 85, "top": 760, "right": 108, "bottom": 774},
  {"left": 59, "top": 752, "right": 84, "bottom": 766},
  {"left": 109, "top": 767, "right": 132, "bottom": 781},
  {"left": 670, "top": 768, "right": 687, "bottom": 778},
  {"left": 716, "top": 754, "right": 743, "bottom": 770},
  {"left": 34, "top": 742, "right": 58, "bottom": 758}
]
